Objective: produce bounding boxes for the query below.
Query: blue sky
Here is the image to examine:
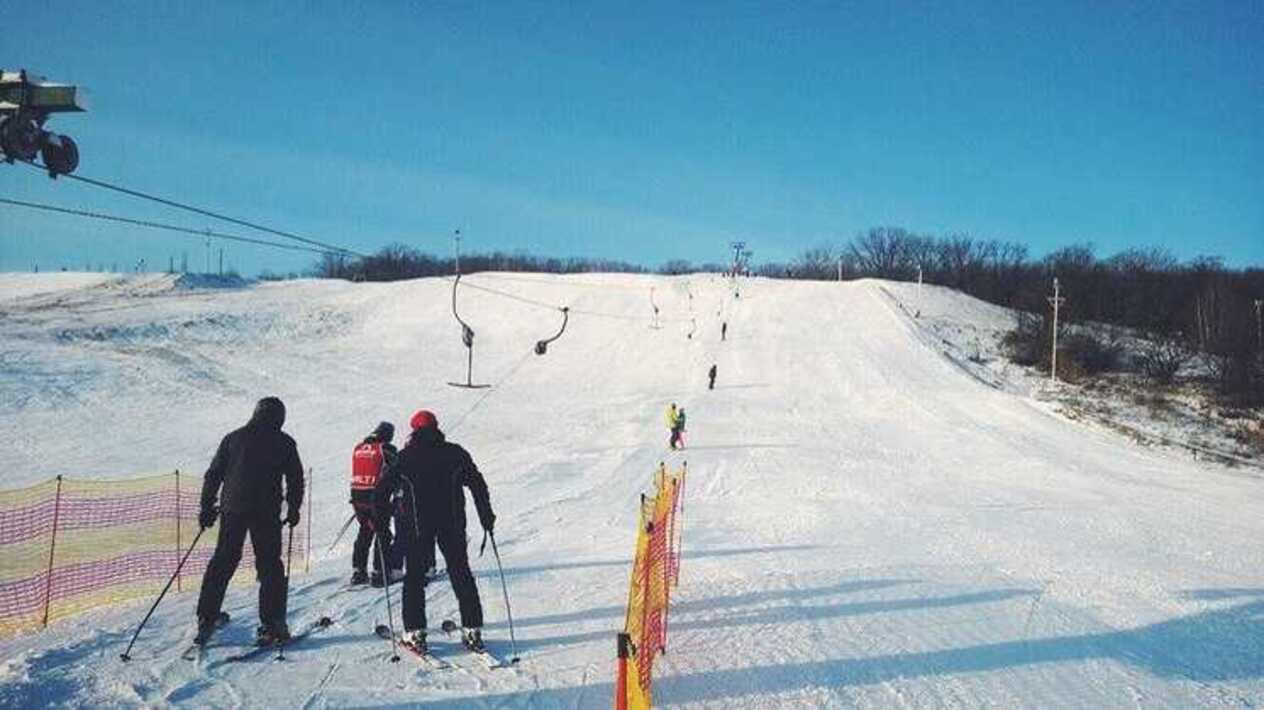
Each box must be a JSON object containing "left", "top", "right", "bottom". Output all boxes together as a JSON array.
[{"left": 2, "top": 1, "right": 1261, "bottom": 274}]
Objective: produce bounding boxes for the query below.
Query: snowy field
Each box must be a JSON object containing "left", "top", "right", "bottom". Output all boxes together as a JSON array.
[{"left": 1, "top": 271, "right": 1262, "bottom": 708}]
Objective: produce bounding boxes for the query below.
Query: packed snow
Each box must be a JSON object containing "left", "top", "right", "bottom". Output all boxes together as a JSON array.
[{"left": 1, "top": 272, "right": 1262, "bottom": 708}]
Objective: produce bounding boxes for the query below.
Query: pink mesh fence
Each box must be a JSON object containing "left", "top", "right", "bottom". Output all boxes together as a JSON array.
[{"left": 0, "top": 470, "right": 311, "bottom": 637}]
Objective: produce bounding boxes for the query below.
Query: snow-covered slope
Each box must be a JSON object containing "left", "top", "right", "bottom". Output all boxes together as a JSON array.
[{"left": 1, "top": 273, "right": 1262, "bottom": 708}]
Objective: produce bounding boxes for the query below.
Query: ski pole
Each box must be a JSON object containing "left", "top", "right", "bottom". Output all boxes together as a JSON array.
[
  {"left": 376, "top": 530, "right": 400, "bottom": 662},
  {"left": 277, "top": 522, "right": 295, "bottom": 661},
  {"left": 326, "top": 511, "right": 357, "bottom": 554},
  {"left": 487, "top": 531, "right": 520, "bottom": 664},
  {"left": 120, "top": 526, "right": 206, "bottom": 662}
]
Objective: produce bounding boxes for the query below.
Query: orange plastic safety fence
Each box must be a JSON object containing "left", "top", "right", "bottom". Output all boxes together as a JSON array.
[
  {"left": 616, "top": 462, "right": 686, "bottom": 710},
  {"left": 0, "top": 470, "right": 309, "bottom": 638}
]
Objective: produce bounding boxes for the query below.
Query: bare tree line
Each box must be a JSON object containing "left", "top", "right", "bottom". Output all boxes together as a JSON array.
[
  {"left": 762, "top": 228, "right": 1262, "bottom": 404},
  {"left": 311, "top": 243, "right": 650, "bottom": 281}
]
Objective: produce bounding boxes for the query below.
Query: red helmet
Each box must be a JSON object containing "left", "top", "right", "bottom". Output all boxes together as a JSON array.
[{"left": 410, "top": 409, "right": 438, "bottom": 431}]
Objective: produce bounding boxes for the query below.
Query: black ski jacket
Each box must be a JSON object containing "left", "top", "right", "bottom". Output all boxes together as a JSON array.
[
  {"left": 375, "top": 427, "right": 494, "bottom": 534},
  {"left": 201, "top": 399, "right": 304, "bottom": 517}
]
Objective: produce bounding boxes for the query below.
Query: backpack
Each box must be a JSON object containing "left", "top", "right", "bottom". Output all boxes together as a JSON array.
[{"left": 351, "top": 441, "right": 385, "bottom": 491}]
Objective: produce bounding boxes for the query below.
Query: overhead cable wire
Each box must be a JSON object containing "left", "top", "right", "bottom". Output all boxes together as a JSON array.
[
  {"left": 471, "top": 271, "right": 654, "bottom": 292},
  {"left": 16, "top": 159, "right": 366, "bottom": 257},
  {"left": 450, "top": 275, "right": 692, "bottom": 323},
  {"left": 0, "top": 197, "right": 337, "bottom": 256}
]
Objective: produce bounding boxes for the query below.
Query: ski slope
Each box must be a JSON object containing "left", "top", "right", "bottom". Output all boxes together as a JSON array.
[{"left": 1, "top": 272, "right": 1262, "bottom": 708}]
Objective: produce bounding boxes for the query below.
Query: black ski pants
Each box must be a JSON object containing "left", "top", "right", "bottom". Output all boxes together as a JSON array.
[
  {"left": 351, "top": 503, "right": 386, "bottom": 573},
  {"left": 398, "top": 518, "right": 483, "bottom": 631},
  {"left": 196, "top": 510, "right": 287, "bottom": 629}
]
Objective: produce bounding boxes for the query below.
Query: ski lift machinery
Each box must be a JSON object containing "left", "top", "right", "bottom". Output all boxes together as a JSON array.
[
  {"left": 447, "top": 274, "right": 491, "bottom": 388},
  {"left": 0, "top": 69, "right": 85, "bottom": 176},
  {"left": 534, "top": 307, "right": 569, "bottom": 355}
]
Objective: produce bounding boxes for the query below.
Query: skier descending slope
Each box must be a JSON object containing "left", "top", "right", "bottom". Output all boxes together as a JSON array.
[
  {"left": 374, "top": 409, "right": 497, "bottom": 655},
  {"left": 194, "top": 397, "right": 305, "bottom": 647},
  {"left": 349, "top": 422, "right": 401, "bottom": 587}
]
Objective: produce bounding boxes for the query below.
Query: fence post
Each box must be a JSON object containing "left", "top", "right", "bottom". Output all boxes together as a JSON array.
[
  {"left": 675, "top": 465, "right": 687, "bottom": 584},
  {"left": 614, "top": 633, "right": 631, "bottom": 710},
  {"left": 306, "top": 467, "right": 313, "bottom": 574},
  {"left": 41, "top": 475, "right": 64, "bottom": 628},
  {"left": 174, "top": 469, "right": 182, "bottom": 592},
  {"left": 639, "top": 513, "right": 654, "bottom": 661}
]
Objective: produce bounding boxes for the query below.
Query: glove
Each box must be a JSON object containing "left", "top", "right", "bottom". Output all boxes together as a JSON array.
[
  {"left": 483, "top": 512, "right": 496, "bottom": 534},
  {"left": 285, "top": 506, "right": 301, "bottom": 528},
  {"left": 199, "top": 506, "right": 218, "bottom": 530}
]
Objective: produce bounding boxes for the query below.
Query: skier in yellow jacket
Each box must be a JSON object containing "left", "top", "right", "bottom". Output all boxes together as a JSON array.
[{"left": 667, "top": 403, "right": 685, "bottom": 450}]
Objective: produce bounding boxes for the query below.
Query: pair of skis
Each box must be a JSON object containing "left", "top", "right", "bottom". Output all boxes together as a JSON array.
[
  {"left": 374, "top": 620, "right": 512, "bottom": 670},
  {"left": 181, "top": 614, "right": 333, "bottom": 663}
]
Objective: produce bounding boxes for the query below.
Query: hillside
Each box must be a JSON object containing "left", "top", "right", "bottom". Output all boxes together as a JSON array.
[{"left": 1, "top": 272, "right": 1262, "bottom": 708}]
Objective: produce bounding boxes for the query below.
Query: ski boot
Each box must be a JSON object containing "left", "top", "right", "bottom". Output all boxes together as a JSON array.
[
  {"left": 350, "top": 568, "right": 368, "bottom": 585},
  {"left": 401, "top": 629, "right": 427, "bottom": 654},
  {"left": 461, "top": 627, "right": 486, "bottom": 653},
  {"left": 370, "top": 567, "right": 403, "bottom": 588},
  {"left": 255, "top": 623, "right": 291, "bottom": 647},
  {"left": 193, "top": 612, "right": 228, "bottom": 646}
]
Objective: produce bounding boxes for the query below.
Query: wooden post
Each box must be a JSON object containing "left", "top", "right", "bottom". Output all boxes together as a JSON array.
[
  {"left": 639, "top": 515, "right": 654, "bottom": 659},
  {"left": 41, "top": 475, "right": 64, "bottom": 627},
  {"left": 174, "top": 469, "right": 182, "bottom": 592}
]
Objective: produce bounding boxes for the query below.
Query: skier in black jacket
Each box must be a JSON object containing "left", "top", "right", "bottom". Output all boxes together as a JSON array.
[
  {"left": 195, "top": 396, "right": 305, "bottom": 646},
  {"left": 375, "top": 409, "right": 495, "bottom": 654}
]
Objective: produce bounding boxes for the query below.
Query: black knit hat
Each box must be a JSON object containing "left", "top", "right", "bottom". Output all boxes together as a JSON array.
[{"left": 371, "top": 421, "right": 395, "bottom": 443}]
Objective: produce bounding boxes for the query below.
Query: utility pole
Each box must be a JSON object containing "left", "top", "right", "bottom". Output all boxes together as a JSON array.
[
  {"left": 917, "top": 264, "right": 924, "bottom": 318},
  {"left": 1254, "top": 299, "right": 1262, "bottom": 352},
  {"left": 1047, "top": 277, "right": 1066, "bottom": 383},
  {"left": 204, "top": 231, "right": 212, "bottom": 274},
  {"left": 837, "top": 254, "right": 843, "bottom": 282},
  {"left": 218, "top": 247, "right": 224, "bottom": 276},
  {"left": 454, "top": 229, "right": 462, "bottom": 276},
  {"left": 729, "top": 241, "right": 746, "bottom": 277}
]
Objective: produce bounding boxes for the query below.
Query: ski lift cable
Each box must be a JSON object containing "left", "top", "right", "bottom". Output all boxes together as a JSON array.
[
  {"left": 0, "top": 196, "right": 337, "bottom": 256},
  {"left": 469, "top": 272, "right": 651, "bottom": 292},
  {"left": 451, "top": 276, "right": 690, "bottom": 323},
  {"left": 445, "top": 346, "right": 538, "bottom": 435},
  {"left": 15, "top": 158, "right": 365, "bottom": 258}
]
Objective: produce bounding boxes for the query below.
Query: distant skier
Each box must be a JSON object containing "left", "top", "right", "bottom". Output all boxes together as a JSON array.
[
  {"left": 349, "top": 422, "right": 403, "bottom": 587},
  {"left": 374, "top": 409, "right": 496, "bottom": 654},
  {"left": 195, "top": 397, "right": 305, "bottom": 647},
  {"left": 721, "top": 321, "right": 727, "bottom": 341},
  {"left": 708, "top": 364, "right": 717, "bottom": 390},
  {"left": 674, "top": 408, "right": 688, "bottom": 449},
  {"left": 666, "top": 403, "right": 680, "bottom": 450}
]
